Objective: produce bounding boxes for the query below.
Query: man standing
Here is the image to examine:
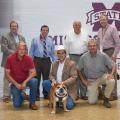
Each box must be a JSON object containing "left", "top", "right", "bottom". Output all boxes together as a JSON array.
[
  {"left": 29, "top": 25, "right": 56, "bottom": 100},
  {"left": 43, "top": 45, "right": 77, "bottom": 110},
  {"left": 5, "top": 42, "right": 38, "bottom": 110},
  {"left": 64, "top": 21, "right": 88, "bottom": 100},
  {"left": 1, "top": 20, "right": 26, "bottom": 102},
  {"left": 98, "top": 15, "right": 120, "bottom": 100},
  {"left": 78, "top": 39, "right": 116, "bottom": 108}
]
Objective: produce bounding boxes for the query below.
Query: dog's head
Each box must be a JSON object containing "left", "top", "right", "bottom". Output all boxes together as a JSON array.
[{"left": 55, "top": 83, "right": 68, "bottom": 101}]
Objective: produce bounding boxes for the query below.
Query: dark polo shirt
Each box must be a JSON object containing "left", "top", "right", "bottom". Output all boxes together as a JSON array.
[{"left": 5, "top": 52, "right": 34, "bottom": 83}]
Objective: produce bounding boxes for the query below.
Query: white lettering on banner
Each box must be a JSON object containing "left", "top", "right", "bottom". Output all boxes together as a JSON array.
[{"left": 87, "top": 10, "right": 120, "bottom": 25}]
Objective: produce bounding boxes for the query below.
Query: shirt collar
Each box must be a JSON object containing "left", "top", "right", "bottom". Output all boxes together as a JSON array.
[
  {"left": 15, "top": 52, "right": 25, "bottom": 61},
  {"left": 40, "top": 34, "right": 46, "bottom": 41},
  {"left": 58, "top": 58, "right": 66, "bottom": 64},
  {"left": 89, "top": 50, "right": 99, "bottom": 57},
  {"left": 11, "top": 32, "right": 18, "bottom": 36}
]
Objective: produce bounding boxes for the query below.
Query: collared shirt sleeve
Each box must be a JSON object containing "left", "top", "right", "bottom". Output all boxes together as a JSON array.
[
  {"left": 63, "top": 34, "right": 70, "bottom": 55},
  {"left": 50, "top": 39, "right": 56, "bottom": 62},
  {"left": 103, "top": 53, "right": 115, "bottom": 69},
  {"left": 111, "top": 26, "right": 120, "bottom": 55},
  {"left": 29, "top": 38, "right": 35, "bottom": 58}
]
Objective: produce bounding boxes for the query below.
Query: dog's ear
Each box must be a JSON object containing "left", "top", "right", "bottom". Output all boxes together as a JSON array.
[
  {"left": 52, "top": 83, "right": 58, "bottom": 89},
  {"left": 61, "top": 82, "right": 64, "bottom": 86}
]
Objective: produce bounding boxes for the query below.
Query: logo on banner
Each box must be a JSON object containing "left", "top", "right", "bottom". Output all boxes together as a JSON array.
[{"left": 86, "top": 3, "right": 120, "bottom": 31}]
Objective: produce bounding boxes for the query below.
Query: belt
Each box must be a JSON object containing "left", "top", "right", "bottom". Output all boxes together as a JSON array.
[
  {"left": 70, "top": 52, "right": 86, "bottom": 56},
  {"left": 34, "top": 56, "right": 50, "bottom": 60},
  {"left": 103, "top": 47, "right": 114, "bottom": 52},
  {"left": 88, "top": 78, "right": 98, "bottom": 80}
]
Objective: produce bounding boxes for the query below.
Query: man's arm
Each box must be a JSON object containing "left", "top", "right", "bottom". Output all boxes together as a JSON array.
[
  {"left": 107, "top": 64, "right": 116, "bottom": 80},
  {"left": 78, "top": 70, "right": 92, "bottom": 86},
  {"left": 29, "top": 38, "right": 35, "bottom": 58},
  {"left": 62, "top": 61, "right": 77, "bottom": 86},
  {"left": 22, "top": 69, "right": 36, "bottom": 88},
  {"left": 1, "top": 36, "right": 15, "bottom": 55},
  {"left": 78, "top": 70, "right": 87, "bottom": 85},
  {"left": 5, "top": 69, "right": 23, "bottom": 90}
]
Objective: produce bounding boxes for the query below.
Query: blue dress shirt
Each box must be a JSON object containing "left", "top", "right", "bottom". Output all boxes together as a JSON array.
[{"left": 29, "top": 36, "right": 56, "bottom": 62}]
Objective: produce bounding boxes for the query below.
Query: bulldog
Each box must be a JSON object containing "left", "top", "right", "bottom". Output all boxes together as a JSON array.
[{"left": 49, "top": 82, "right": 69, "bottom": 114}]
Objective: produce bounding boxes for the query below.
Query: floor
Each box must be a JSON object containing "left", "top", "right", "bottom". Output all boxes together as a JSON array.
[{"left": 0, "top": 99, "right": 120, "bottom": 120}]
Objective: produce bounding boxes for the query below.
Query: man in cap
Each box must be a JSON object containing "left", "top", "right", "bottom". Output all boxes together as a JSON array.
[{"left": 43, "top": 45, "right": 77, "bottom": 110}]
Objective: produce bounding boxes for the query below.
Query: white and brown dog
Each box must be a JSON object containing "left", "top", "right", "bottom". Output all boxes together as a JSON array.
[{"left": 49, "top": 82, "right": 69, "bottom": 114}]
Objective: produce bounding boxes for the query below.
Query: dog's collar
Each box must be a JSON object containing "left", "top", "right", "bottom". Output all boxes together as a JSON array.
[{"left": 55, "top": 92, "right": 68, "bottom": 98}]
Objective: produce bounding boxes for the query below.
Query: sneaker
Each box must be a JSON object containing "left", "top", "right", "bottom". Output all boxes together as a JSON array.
[{"left": 29, "top": 103, "right": 38, "bottom": 110}]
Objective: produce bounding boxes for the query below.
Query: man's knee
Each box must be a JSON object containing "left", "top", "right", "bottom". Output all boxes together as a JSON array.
[
  {"left": 108, "top": 79, "right": 115, "bottom": 84},
  {"left": 42, "top": 80, "right": 51, "bottom": 93},
  {"left": 30, "top": 78, "right": 38, "bottom": 86},
  {"left": 66, "top": 102, "right": 74, "bottom": 110},
  {"left": 88, "top": 96, "right": 98, "bottom": 105}
]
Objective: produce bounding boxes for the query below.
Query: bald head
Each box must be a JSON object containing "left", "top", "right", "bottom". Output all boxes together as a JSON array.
[{"left": 73, "top": 21, "right": 81, "bottom": 34}]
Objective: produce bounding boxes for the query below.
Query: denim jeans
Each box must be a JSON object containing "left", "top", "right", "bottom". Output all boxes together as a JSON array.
[
  {"left": 11, "top": 78, "right": 38, "bottom": 108},
  {"left": 43, "top": 80, "right": 74, "bottom": 110}
]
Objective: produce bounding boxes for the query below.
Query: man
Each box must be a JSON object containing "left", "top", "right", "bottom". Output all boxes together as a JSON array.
[
  {"left": 64, "top": 21, "right": 88, "bottom": 100},
  {"left": 98, "top": 15, "right": 120, "bottom": 100},
  {"left": 78, "top": 39, "right": 116, "bottom": 108},
  {"left": 5, "top": 42, "right": 38, "bottom": 110},
  {"left": 1, "top": 20, "right": 26, "bottom": 102},
  {"left": 29, "top": 25, "right": 56, "bottom": 100},
  {"left": 43, "top": 45, "right": 77, "bottom": 110}
]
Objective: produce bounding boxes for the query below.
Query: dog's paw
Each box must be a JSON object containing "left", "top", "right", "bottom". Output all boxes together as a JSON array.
[
  {"left": 64, "top": 109, "right": 70, "bottom": 112},
  {"left": 51, "top": 110, "right": 56, "bottom": 114}
]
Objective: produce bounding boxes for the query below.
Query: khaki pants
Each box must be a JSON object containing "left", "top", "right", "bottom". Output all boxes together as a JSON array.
[
  {"left": 87, "top": 74, "right": 115, "bottom": 104},
  {"left": 3, "top": 75, "right": 10, "bottom": 97},
  {"left": 69, "top": 54, "right": 87, "bottom": 97}
]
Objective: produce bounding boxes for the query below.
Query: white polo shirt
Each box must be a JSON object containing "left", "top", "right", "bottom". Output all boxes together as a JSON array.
[
  {"left": 56, "top": 60, "right": 65, "bottom": 83},
  {"left": 64, "top": 30, "right": 88, "bottom": 55}
]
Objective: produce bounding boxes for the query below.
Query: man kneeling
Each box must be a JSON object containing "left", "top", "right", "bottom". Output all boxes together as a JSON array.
[
  {"left": 78, "top": 39, "right": 116, "bottom": 108},
  {"left": 43, "top": 45, "right": 77, "bottom": 111},
  {"left": 5, "top": 42, "right": 38, "bottom": 110}
]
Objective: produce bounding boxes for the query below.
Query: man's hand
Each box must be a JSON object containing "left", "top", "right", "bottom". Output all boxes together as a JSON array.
[
  {"left": 15, "top": 83, "right": 24, "bottom": 90},
  {"left": 21, "top": 81, "right": 27, "bottom": 89},
  {"left": 83, "top": 80, "right": 92, "bottom": 86},
  {"left": 111, "top": 54, "right": 116, "bottom": 62},
  {"left": 51, "top": 80, "right": 57, "bottom": 87},
  {"left": 107, "top": 74, "right": 114, "bottom": 80}
]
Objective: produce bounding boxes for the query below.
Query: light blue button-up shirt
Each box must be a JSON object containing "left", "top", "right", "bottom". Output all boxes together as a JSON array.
[{"left": 29, "top": 36, "right": 56, "bottom": 62}]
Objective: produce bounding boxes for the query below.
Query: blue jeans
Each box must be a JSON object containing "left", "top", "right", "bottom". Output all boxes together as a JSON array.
[
  {"left": 43, "top": 80, "right": 75, "bottom": 110},
  {"left": 11, "top": 78, "right": 38, "bottom": 108}
]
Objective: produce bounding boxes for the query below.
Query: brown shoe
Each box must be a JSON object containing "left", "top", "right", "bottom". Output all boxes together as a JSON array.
[
  {"left": 29, "top": 103, "right": 38, "bottom": 110},
  {"left": 81, "top": 96, "right": 88, "bottom": 100},
  {"left": 109, "top": 96, "right": 117, "bottom": 101},
  {"left": 3, "top": 96, "right": 10, "bottom": 103},
  {"left": 76, "top": 96, "right": 80, "bottom": 100}
]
